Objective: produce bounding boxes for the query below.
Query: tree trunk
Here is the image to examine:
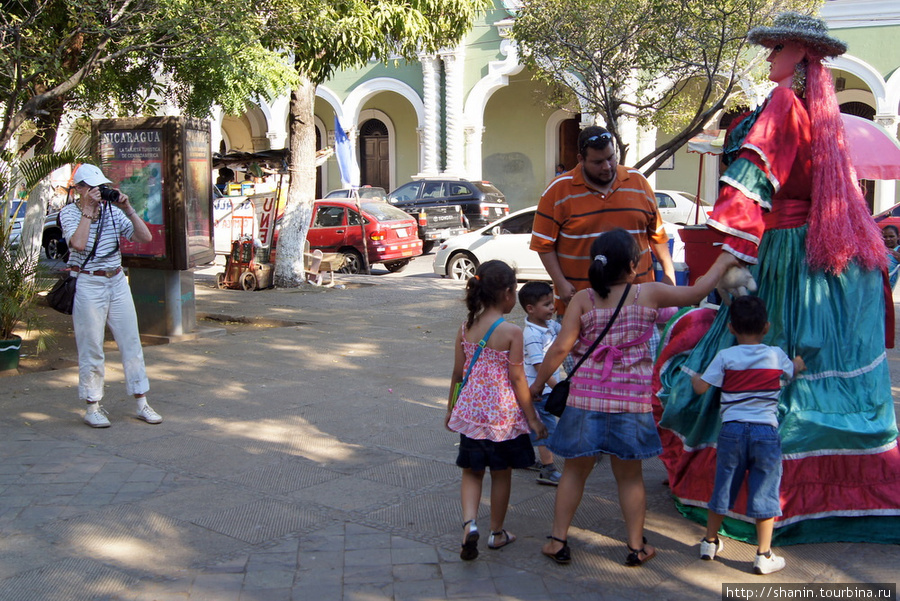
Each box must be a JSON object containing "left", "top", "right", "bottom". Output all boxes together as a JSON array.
[{"left": 274, "top": 74, "right": 318, "bottom": 288}]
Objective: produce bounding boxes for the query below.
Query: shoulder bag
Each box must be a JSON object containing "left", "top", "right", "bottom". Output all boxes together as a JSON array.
[
  {"left": 449, "top": 317, "right": 504, "bottom": 410},
  {"left": 545, "top": 283, "right": 632, "bottom": 417},
  {"left": 46, "top": 208, "right": 104, "bottom": 314}
]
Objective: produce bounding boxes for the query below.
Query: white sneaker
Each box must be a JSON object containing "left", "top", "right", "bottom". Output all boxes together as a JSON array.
[
  {"left": 137, "top": 404, "right": 163, "bottom": 424},
  {"left": 84, "top": 406, "right": 111, "bottom": 428},
  {"left": 699, "top": 537, "right": 723, "bottom": 560},
  {"left": 753, "top": 550, "right": 786, "bottom": 575}
]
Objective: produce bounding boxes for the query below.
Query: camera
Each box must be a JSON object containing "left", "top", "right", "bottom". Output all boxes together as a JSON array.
[{"left": 97, "top": 184, "right": 121, "bottom": 203}]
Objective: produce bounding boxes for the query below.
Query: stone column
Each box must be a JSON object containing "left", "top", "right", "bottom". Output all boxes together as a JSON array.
[
  {"left": 441, "top": 47, "right": 465, "bottom": 177},
  {"left": 873, "top": 114, "right": 899, "bottom": 214},
  {"left": 464, "top": 126, "right": 485, "bottom": 180},
  {"left": 418, "top": 54, "right": 441, "bottom": 177}
]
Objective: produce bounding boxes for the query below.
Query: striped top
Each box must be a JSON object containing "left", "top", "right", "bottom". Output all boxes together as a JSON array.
[
  {"left": 60, "top": 203, "right": 135, "bottom": 272},
  {"left": 523, "top": 318, "right": 562, "bottom": 394},
  {"left": 700, "top": 344, "right": 794, "bottom": 427},
  {"left": 530, "top": 164, "right": 668, "bottom": 314},
  {"left": 569, "top": 287, "right": 657, "bottom": 414}
]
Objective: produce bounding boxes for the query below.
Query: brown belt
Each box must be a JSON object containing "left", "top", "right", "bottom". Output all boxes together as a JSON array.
[{"left": 70, "top": 266, "right": 122, "bottom": 278}]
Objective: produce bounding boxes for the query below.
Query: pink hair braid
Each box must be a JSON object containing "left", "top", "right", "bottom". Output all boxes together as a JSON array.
[{"left": 805, "top": 56, "right": 887, "bottom": 274}]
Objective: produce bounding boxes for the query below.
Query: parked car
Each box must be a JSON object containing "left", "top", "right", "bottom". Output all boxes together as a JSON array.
[
  {"left": 433, "top": 206, "right": 548, "bottom": 281},
  {"left": 5, "top": 199, "right": 26, "bottom": 248},
  {"left": 275, "top": 199, "right": 423, "bottom": 274},
  {"left": 323, "top": 186, "right": 388, "bottom": 201},
  {"left": 387, "top": 177, "right": 509, "bottom": 233},
  {"left": 874, "top": 201, "right": 900, "bottom": 232},
  {"left": 434, "top": 207, "right": 687, "bottom": 282},
  {"left": 655, "top": 190, "right": 712, "bottom": 225},
  {"left": 42, "top": 210, "right": 69, "bottom": 261}
]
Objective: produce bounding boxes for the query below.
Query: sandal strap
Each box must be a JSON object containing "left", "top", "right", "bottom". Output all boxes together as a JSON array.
[
  {"left": 547, "top": 535, "right": 567, "bottom": 544},
  {"left": 627, "top": 535, "right": 648, "bottom": 552}
]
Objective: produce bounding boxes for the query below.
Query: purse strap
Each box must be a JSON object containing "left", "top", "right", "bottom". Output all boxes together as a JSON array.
[
  {"left": 564, "top": 283, "right": 632, "bottom": 381},
  {"left": 460, "top": 317, "right": 504, "bottom": 387}
]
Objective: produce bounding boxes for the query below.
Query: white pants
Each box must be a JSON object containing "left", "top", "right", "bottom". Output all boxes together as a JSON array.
[{"left": 72, "top": 271, "right": 149, "bottom": 402}]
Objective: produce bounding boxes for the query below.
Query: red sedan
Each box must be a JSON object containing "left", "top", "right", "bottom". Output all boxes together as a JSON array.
[{"left": 304, "top": 199, "right": 423, "bottom": 273}]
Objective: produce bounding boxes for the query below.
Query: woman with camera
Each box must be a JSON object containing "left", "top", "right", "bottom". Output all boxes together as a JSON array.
[{"left": 60, "top": 164, "right": 161, "bottom": 428}]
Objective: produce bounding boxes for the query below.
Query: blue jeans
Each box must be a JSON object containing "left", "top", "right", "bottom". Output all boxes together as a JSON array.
[{"left": 708, "top": 422, "right": 783, "bottom": 519}]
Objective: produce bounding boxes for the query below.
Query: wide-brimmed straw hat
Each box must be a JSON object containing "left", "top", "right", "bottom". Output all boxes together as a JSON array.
[{"left": 747, "top": 12, "right": 847, "bottom": 57}]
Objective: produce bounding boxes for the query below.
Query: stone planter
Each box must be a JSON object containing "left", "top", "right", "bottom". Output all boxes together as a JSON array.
[{"left": 0, "top": 335, "right": 22, "bottom": 372}]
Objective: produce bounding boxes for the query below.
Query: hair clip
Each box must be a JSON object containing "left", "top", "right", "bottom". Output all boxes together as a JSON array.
[{"left": 594, "top": 254, "right": 608, "bottom": 266}]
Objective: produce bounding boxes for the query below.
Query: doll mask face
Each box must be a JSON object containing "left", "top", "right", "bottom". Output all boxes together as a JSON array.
[{"left": 766, "top": 41, "right": 807, "bottom": 86}]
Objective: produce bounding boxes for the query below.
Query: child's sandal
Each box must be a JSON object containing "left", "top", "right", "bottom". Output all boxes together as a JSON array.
[
  {"left": 541, "top": 535, "right": 571, "bottom": 564},
  {"left": 460, "top": 519, "right": 479, "bottom": 561},
  {"left": 625, "top": 536, "right": 656, "bottom": 567},
  {"left": 487, "top": 529, "right": 516, "bottom": 550}
]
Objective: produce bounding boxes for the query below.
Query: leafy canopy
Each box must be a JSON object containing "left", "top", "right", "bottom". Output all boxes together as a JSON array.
[
  {"left": 0, "top": 0, "right": 297, "bottom": 150},
  {"left": 512, "top": 0, "right": 820, "bottom": 170},
  {"left": 266, "top": 0, "right": 490, "bottom": 84}
]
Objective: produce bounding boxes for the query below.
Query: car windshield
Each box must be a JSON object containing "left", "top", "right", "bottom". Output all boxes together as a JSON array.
[
  {"left": 361, "top": 201, "right": 413, "bottom": 221},
  {"left": 327, "top": 188, "right": 387, "bottom": 201},
  {"left": 678, "top": 192, "right": 712, "bottom": 206},
  {"left": 7, "top": 200, "right": 25, "bottom": 218},
  {"left": 473, "top": 182, "right": 505, "bottom": 200}
]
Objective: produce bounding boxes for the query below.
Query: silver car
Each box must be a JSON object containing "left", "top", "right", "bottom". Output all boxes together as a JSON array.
[
  {"left": 433, "top": 206, "right": 687, "bottom": 282},
  {"left": 433, "top": 206, "right": 549, "bottom": 281}
]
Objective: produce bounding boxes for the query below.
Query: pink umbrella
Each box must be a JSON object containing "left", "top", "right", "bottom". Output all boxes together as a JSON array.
[{"left": 840, "top": 114, "right": 900, "bottom": 181}]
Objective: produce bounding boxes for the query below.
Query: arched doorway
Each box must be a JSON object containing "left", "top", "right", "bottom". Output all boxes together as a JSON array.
[
  {"left": 558, "top": 118, "right": 580, "bottom": 170},
  {"left": 315, "top": 124, "right": 323, "bottom": 198},
  {"left": 839, "top": 101, "right": 877, "bottom": 209},
  {"left": 359, "top": 119, "right": 390, "bottom": 189}
]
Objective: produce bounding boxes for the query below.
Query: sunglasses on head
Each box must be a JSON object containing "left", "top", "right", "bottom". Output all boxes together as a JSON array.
[{"left": 580, "top": 132, "right": 613, "bottom": 153}]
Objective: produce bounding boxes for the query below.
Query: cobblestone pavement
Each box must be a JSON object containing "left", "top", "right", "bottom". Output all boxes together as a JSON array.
[{"left": 1, "top": 272, "right": 898, "bottom": 600}]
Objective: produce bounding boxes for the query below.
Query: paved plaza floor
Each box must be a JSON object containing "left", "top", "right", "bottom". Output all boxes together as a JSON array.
[{"left": 1, "top": 271, "right": 898, "bottom": 600}]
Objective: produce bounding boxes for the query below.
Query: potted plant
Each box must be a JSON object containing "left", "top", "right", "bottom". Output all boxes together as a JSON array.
[
  {"left": 0, "top": 150, "right": 88, "bottom": 371},
  {"left": 0, "top": 196, "right": 43, "bottom": 371}
]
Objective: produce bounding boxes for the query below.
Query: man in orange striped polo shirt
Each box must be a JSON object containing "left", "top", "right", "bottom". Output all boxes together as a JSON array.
[{"left": 531, "top": 126, "right": 674, "bottom": 315}]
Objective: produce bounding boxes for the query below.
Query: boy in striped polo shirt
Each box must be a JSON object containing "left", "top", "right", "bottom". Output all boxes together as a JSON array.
[{"left": 691, "top": 295, "right": 805, "bottom": 575}]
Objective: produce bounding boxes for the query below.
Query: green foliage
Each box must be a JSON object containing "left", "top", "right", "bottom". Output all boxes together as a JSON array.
[
  {"left": 513, "top": 0, "right": 820, "bottom": 169},
  {"left": 267, "top": 0, "right": 490, "bottom": 84},
  {"left": 0, "top": 146, "right": 90, "bottom": 341},
  {"left": 0, "top": 195, "right": 42, "bottom": 341},
  {"left": 0, "top": 0, "right": 298, "bottom": 148}
]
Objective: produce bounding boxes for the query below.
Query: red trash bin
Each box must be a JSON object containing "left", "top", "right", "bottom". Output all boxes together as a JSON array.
[{"left": 679, "top": 225, "right": 721, "bottom": 285}]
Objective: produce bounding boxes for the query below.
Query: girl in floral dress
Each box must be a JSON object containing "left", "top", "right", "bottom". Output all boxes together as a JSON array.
[{"left": 445, "top": 260, "right": 547, "bottom": 561}]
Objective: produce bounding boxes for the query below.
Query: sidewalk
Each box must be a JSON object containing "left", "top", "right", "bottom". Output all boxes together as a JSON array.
[{"left": 0, "top": 272, "right": 898, "bottom": 601}]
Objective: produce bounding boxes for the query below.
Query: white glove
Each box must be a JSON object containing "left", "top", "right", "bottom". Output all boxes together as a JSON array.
[{"left": 716, "top": 265, "right": 757, "bottom": 305}]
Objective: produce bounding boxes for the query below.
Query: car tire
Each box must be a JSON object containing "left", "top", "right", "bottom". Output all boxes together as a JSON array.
[
  {"left": 447, "top": 252, "right": 478, "bottom": 281},
  {"left": 338, "top": 249, "right": 365, "bottom": 274},
  {"left": 421, "top": 240, "right": 436, "bottom": 254},
  {"left": 46, "top": 237, "right": 69, "bottom": 261},
  {"left": 383, "top": 259, "right": 410, "bottom": 273}
]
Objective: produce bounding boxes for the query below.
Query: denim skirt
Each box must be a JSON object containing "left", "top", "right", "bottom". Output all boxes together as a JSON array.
[{"left": 547, "top": 407, "right": 662, "bottom": 461}]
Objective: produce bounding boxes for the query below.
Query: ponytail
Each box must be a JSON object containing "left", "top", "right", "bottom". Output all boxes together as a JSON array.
[
  {"left": 587, "top": 229, "right": 640, "bottom": 298},
  {"left": 464, "top": 260, "right": 517, "bottom": 327}
]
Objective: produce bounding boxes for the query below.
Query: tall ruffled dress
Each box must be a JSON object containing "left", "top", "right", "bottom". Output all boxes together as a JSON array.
[{"left": 654, "top": 86, "right": 900, "bottom": 544}]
